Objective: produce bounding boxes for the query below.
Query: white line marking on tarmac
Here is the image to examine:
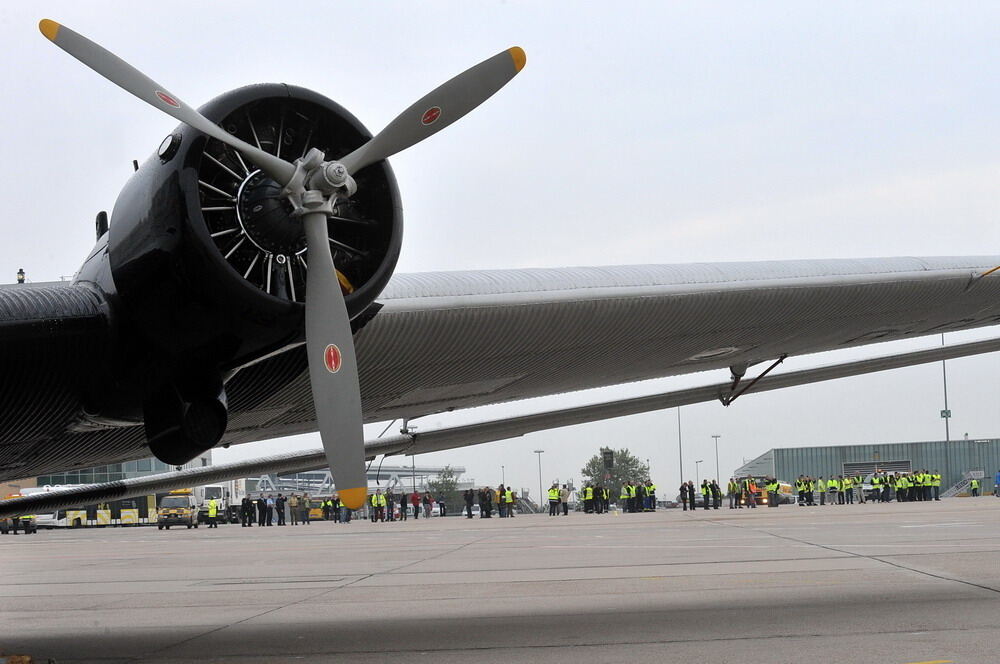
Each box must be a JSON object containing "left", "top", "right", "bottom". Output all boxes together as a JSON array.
[
  {"left": 541, "top": 544, "right": 810, "bottom": 549},
  {"left": 839, "top": 542, "right": 999, "bottom": 547}
]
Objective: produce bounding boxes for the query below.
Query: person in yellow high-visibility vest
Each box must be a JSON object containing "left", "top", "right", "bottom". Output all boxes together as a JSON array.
[
  {"left": 700, "top": 480, "right": 711, "bottom": 511},
  {"left": 497, "top": 485, "right": 508, "bottom": 518},
  {"left": 912, "top": 471, "right": 924, "bottom": 502},
  {"left": 548, "top": 485, "right": 560, "bottom": 516},
  {"left": 583, "top": 484, "right": 594, "bottom": 513},
  {"left": 11, "top": 514, "right": 36, "bottom": 534},
  {"left": 369, "top": 489, "right": 387, "bottom": 522},
  {"left": 645, "top": 480, "right": 657, "bottom": 511},
  {"left": 897, "top": 475, "right": 910, "bottom": 502},
  {"left": 970, "top": 477, "right": 981, "bottom": 497},
  {"left": 206, "top": 498, "right": 218, "bottom": 528}
]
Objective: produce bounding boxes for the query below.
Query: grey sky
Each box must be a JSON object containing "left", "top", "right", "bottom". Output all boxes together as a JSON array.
[{"left": 2, "top": 2, "right": 998, "bottom": 496}]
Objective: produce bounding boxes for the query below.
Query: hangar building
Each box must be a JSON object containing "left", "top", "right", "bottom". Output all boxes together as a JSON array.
[{"left": 735, "top": 437, "right": 1000, "bottom": 494}]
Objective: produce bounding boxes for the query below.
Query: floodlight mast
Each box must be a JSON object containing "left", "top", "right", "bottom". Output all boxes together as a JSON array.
[
  {"left": 534, "top": 450, "right": 544, "bottom": 511},
  {"left": 712, "top": 435, "right": 721, "bottom": 482}
]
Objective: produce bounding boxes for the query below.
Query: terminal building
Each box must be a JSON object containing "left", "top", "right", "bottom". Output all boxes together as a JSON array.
[
  {"left": 36, "top": 451, "right": 213, "bottom": 486},
  {"left": 735, "top": 437, "right": 1000, "bottom": 494}
]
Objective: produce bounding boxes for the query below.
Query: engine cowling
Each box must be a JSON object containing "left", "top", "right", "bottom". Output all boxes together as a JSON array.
[
  {"left": 86, "top": 84, "right": 403, "bottom": 464},
  {"left": 109, "top": 83, "right": 402, "bottom": 364}
]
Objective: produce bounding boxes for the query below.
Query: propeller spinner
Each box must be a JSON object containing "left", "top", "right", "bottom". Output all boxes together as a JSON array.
[{"left": 39, "top": 19, "right": 524, "bottom": 509}]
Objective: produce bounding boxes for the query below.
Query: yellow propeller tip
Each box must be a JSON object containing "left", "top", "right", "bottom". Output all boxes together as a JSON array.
[
  {"left": 508, "top": 47, "right": 526, "bottom": 72},
  {"left": 39, "top": 19, "right": 60, "bottom": 41},
  {"left": 339, "top": 486, "right": 368, "bottom": 511}
]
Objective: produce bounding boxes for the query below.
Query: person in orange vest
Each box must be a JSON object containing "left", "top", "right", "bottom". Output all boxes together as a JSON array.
[{"left": 743, "top": 477, "right": 757, "bottom": 508}]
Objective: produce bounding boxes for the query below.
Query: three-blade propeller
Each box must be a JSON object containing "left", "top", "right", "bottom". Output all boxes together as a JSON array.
[{"left": 39, "top": 19, "right": 524, "bottom": 509}]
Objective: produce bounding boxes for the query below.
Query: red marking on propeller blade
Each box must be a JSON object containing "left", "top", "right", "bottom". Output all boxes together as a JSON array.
[
  {"left": 421, "top": 106, "right": 441, "bottom": 125},
  {"left": 324, "top": 344, "right": 343, "bottom": 373},
  {"left": 156, "top": 91, "right": 180, "bottom": 108}
]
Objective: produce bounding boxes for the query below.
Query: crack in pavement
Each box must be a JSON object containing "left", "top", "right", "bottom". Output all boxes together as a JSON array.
[
  {"left": 128, "top": 531, "right": 497, "bottom": 662},
  {"left": 691, "top": 512, "right": 1000, "bottom": 597}
]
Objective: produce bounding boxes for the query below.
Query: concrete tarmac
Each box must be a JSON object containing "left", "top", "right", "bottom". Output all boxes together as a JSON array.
[{"left": 3, "top": 498, "right": 1000, "bottom": 663}]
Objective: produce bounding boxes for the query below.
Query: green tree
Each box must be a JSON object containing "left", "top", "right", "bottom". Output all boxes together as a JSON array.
[
  {"left": 581, "top": 448, "right": 650, "bottom": 500},
  {"left": 427, "top": 465, "right": 461, "bottom": 513}
]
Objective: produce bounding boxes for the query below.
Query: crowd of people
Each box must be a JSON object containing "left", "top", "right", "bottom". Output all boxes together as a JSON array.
[
  {"left": 544, "top": 480, "right": 657, "bottom": 515},
  {"left": 462, "top": 484, "right": 519, "bottom": 518},
  {"left": 239, "top": 493, "right": 315, "bottom": 526},
  {"left": 222, "top": 468, "right": 994, "bottom": 529},
  {"left": 677, "top": 479, "right": 727, "bottom": 510},
  {"left": 676, "top": 470, "right": 983, "bottom": 512},
  {"left": 237, "top": 489, "right": 449, "bottom": 526},
  {"left": 783, "top": 470, "right": 947, "bottom": 505},
  {"left": 367, "top": 489, "right": 443, "bottom": 522}
]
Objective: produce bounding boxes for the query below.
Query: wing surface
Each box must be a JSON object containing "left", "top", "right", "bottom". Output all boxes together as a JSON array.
[
  {"left": 4, "top": 255, "right": 1000, "bottom": 479},
  {"left": 221, "top": 255, "right": 1000, "bottom": 444}
]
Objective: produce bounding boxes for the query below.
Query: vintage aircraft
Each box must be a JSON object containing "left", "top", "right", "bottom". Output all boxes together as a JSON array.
[{"left": 2, "top": 20, "right": 1000, "bottom": 517}]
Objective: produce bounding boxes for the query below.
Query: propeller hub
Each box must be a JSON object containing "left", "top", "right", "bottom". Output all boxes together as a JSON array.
[{"left": 236, "top": 170, "right": 305, "bottom": 256}]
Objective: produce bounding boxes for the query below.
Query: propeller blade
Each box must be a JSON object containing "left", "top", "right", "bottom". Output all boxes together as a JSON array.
[
  {"left": 339, "top": 47, "right": 526, "bottom": 174},
  {"left": 302, "top": 211, "right": 367, "bottom": 510},
  {"left": 38, "top": 19, "right": 294, "bottom": 185}
]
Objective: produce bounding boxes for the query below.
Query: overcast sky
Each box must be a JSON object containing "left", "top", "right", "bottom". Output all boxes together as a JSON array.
[{"left": 3, "top": 2, "right": 999, "bottom": 497}]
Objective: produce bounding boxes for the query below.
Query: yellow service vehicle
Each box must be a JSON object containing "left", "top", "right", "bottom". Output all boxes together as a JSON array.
[
  {"left": 738, "top": 478, "right": 794, "bottom": 506},
  {"left": 0, "top": 494, "right": 37, "bottom": 534},
  {"left": 157, "top": 489, "right": 199, "bottom": 530}
]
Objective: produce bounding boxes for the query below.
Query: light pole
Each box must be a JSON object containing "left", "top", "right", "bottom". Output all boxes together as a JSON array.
[
  {"left": 534, "top": 450, "right": 544, "bottom": 508},
  {"left": 695, "top": 460, "right": 704, "bottom": 486},
  {"left": 712, "top": 435, "right": 721, "bottom": 482},
  {"left": 676, "top": 407, "right": 684, "bottom": 486},
  {"left": 941, "top": 333, "right": 951, "bottom": 442},
  {"left": 501, "top": 465, "right": 505, "bottom": 485},
  {"left": 401, "top": 419, "right": 417, "bottom": 492},
  {"left": 941, "top": 333, "right": 953, "bottom": 487}
]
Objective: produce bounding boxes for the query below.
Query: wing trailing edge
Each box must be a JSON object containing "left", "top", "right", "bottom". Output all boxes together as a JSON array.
[{"left": 4, "top": 335, "right": 1000, "bottom": 518}]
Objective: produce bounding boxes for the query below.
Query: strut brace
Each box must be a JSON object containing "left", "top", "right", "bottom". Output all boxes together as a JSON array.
[{"left": 719, "top": 354, "right": 788, "bottom": 407}]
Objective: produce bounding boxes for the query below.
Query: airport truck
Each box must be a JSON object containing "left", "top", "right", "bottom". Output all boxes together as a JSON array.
[
  {"left": 1, "top": 493, "right": 37, "bottom": 534},
  {"left": 195, "top": 481, "right": 244, "bottom": 524},
  {"left": 739, "top": 477, "right": 794, "bottom": 506}
]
